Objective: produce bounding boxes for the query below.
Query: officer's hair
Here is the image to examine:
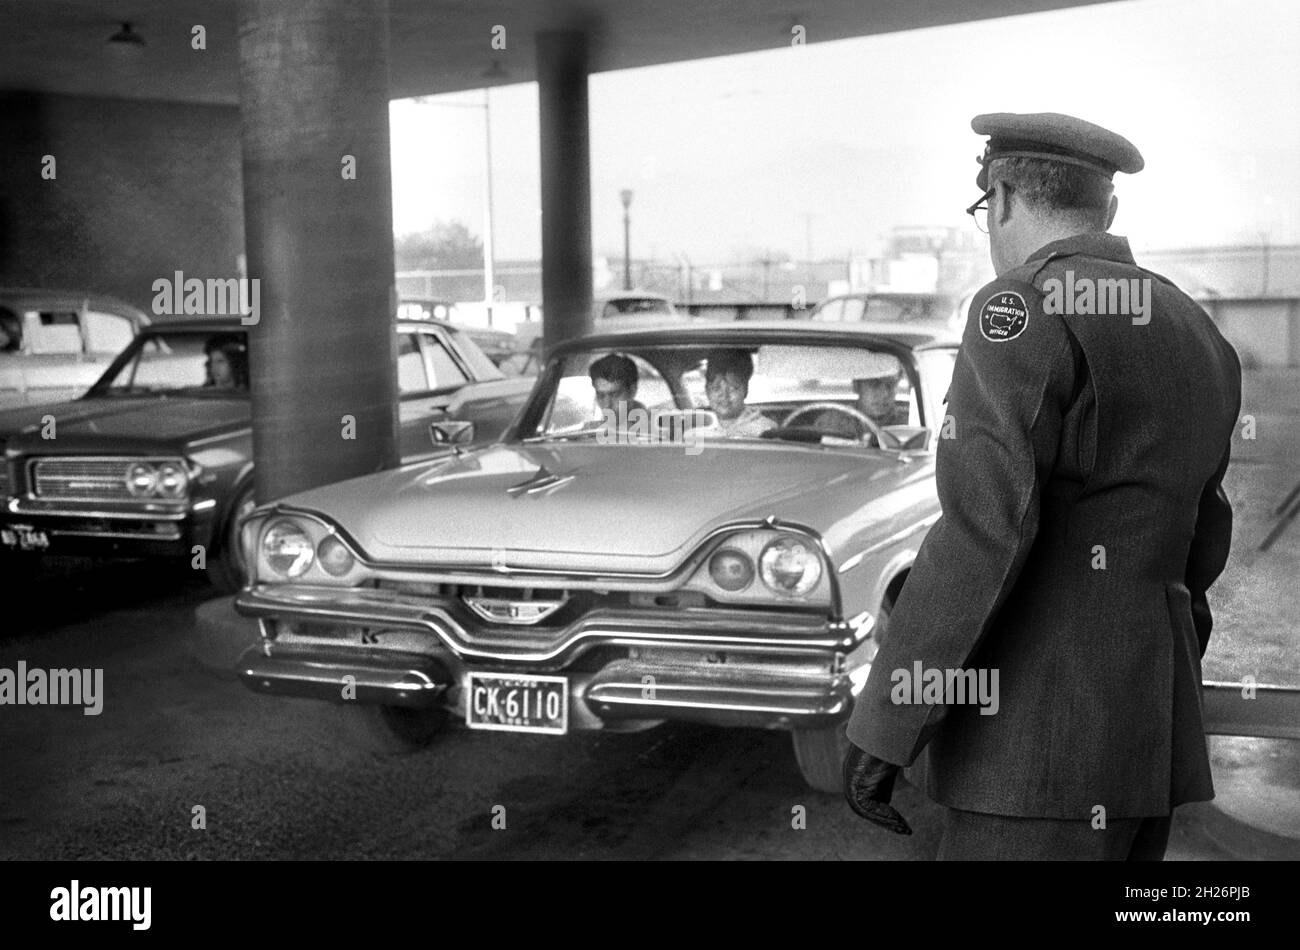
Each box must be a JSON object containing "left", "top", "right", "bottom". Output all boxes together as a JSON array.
[{"left": 992, "top": 157, "right": 1114, "bottom": 228}]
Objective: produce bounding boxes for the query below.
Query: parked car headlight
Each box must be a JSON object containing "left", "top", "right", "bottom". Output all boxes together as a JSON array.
[
  {"left": 758, "top": 537, "right": 822, "bottom": 596},
  {"left": 125, "top": 462, "right": 158, "bottom": 497},
  {"left": 155, "top": 462, "right": 189, "bottom": 498},
  {"left": 263, "top": 520, "right": 315, "bottom": 578},
  {"left": 317, "top": 535, "right": 356, "bottom": 577},
  {"left": 708, "top": 547, "right": 754, "bottom": 591}
]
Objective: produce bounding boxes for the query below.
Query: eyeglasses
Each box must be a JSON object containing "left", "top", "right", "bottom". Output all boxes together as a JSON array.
[{"left": 966, "top": 186, "right": 995, "bottom": 234}]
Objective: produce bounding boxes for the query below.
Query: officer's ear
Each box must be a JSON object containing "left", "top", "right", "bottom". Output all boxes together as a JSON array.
[
  {"left": 1105, "top": 194, "right": 1119, "bottom": 230},
  {"left": 993, "top": 179, "right": 1016, "bottom": 228}
]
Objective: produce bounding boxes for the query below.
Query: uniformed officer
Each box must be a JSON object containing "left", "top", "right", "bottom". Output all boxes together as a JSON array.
[{"left": 843, "top": 112, "right": 1242, "bottom": 860}]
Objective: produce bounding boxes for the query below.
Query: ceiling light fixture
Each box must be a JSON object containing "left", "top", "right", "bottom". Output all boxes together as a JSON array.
[{"left": 108, "top": 22, "right": 146, "bottom": 47}]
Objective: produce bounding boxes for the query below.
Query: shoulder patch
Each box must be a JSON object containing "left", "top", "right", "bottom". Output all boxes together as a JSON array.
[{"left": 979, "top": 291, "right": 1030, "bottom": 342}]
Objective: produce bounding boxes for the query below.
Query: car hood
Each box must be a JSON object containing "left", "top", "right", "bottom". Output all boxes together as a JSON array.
[
  {"left": 0, "top": 396, "right": 249, "bottom": 451},
  {"left": 276, "top": 440, "right": 932, "bottom": 575}
]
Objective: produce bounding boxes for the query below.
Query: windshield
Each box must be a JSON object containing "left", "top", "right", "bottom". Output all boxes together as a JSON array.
[
  {"left": 523, "top": 341, "right": 941, "bottom": 449},
  {"left": 90, "top": 330, "right": 250, "bottom": 396}
]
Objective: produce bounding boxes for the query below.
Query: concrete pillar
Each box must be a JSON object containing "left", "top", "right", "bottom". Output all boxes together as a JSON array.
[
  {"left": 237, "top": 0, "right": 398, "bottom": 502},
  {"left": 537, "top": 30, "right": 593, "bottom": 352}
]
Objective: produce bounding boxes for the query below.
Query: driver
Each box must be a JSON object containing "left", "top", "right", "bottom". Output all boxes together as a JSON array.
[{"left": 815, "top": 352, "right": 907, "bottom": 444}]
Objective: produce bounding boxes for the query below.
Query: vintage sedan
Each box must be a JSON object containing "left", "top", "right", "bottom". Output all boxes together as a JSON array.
[
  {"left": 234, "top": 322, "right": 959, "bottom": 791},
  {"left": 0, "top": 316, "right": 532, "bottom": 591},
  {"left": 0, "top": 288, "right": 151, "bottom": 410}
]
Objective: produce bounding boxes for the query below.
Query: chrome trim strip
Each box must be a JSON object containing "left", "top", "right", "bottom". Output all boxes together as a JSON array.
[
  {"left": 237, "top": 649, "right": 447, "bottom": 708},
  {"left": 7, "top": 499, "right": 189, "bottom": 521},
  {"left": 237, "top": 585, "right": 859, "bottom": 665},
  {"left": 49, "top": 526, "right": 182, "bottom": 541},
  {"left": 837, "top": 512, "right": 939, "bottom": 574}
]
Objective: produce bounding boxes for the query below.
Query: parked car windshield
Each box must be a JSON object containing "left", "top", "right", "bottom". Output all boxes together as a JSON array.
[
  {"left": 598, "top": 297, "right": 675, "bottom": 319},
  {"left": 812, "top": 295, "right": 955, "bottom": 324},
  {"left": 524, "top": 340, "right": 953, "bottom": 448},
  {"left": 90, "top": 329, "right": 250, "bottom": 396}
]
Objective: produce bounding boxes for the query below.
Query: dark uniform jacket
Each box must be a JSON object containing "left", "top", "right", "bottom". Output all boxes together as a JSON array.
[{"left": 845, "top": 231, "right": 1242, "bottom": 819}]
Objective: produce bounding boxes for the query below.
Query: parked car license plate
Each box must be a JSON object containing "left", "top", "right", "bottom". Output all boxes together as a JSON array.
[
  {"left": 465, "top": 672, "right": 568, "bottom": 734},
  {"left": 1, "top": 526, "right": 49, "bottom": 551}
]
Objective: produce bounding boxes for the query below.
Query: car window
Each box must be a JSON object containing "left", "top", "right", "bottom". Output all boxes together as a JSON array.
[
  {"left": 0, "top": 306, "right": 21, "bottom": 352},
  {"left": 423, "top": 336, "right": 469, "bottom": 388},
  {"left": 396, "top": 333, "right": 429, "bottom": 393},
  {"left": 811, "top": 299, "right": 843, "bottom": 322},
  {"left": 443, "top": 326, "right": 504, "bottom": 380},
  {"left": 529, "top": 342, "right": 921, "bottom": 446},
  {"left": 841, "top": 298, "right": 866, "bottom": 321},
  {"left": 84, "top": 311, "right": 135, "bottom": 355},
  {"left": 916, "top": 347, "right": 958, "bottom": 429},
  {"left": 26, "top": 311, "right": 83, "bottom": 355},
  {"left": 93, "top": 331, "right": 248, "bottom": 394}
]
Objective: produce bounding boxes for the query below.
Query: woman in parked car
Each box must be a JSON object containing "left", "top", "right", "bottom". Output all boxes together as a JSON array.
[{"left": 204, "top": 336, "right": 249, "bottom": 390}]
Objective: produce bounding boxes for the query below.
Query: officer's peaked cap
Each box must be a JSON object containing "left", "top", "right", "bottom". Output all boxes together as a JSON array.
[{"left": 972, "top": 112, "right": 1144, "bottom": 191}]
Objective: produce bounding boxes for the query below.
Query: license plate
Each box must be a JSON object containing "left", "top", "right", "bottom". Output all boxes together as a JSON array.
[
  {"left": 1, "top": 525, "right": 49, "bottom": 552},
  {"left": 465, "top": 672, "right": 568, "bottom": 735}
]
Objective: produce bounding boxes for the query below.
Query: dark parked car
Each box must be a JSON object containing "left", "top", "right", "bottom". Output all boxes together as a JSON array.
[
  {"left": 0, "top": 317, "right": 533, "bottom": 591},
  {"left": 0, "top": 288, "right": 151, "bottom": 410}
]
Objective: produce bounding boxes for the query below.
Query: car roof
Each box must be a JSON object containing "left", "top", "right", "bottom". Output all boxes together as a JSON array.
[
  {"left": 554, "top": 319, "right": 959, "bottom": 353},
  {"left": 0, "top": 287, "right": 151, "bottom": 321},
  {"left": 138, "top": 317, "right": 477, "bottom": 335}
]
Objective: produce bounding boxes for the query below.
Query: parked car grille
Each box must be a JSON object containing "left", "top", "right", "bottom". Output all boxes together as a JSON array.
[{"left": 31, "top": 458, "right": 134, "bottom": 501}]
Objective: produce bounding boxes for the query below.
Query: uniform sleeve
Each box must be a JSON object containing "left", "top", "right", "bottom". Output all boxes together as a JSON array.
[
  {"left": 846, "top": 279, "right": 1077, "bottom": 765},
  {"left": 1184, "top": 445, "right": 1233, "bottom": 659}
]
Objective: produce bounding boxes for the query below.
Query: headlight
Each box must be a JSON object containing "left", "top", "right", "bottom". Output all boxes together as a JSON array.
[
  {"left": 155, "top": 462, "right": 189, "bottom": 498},
  {"left": 317, "top": 535, "right": 355, "bottom": 577},
  {"left": 262, "top": 520, "right": 315, "bottom": 578},
  {"left": 708, "top": 548, "right": 754, "bottom": 591},
  {"left": 125, "top": 462, "right": 158, "bottom": 497},
  {"left": 758, "top": 537, "right": 822, "bottom": 596}
]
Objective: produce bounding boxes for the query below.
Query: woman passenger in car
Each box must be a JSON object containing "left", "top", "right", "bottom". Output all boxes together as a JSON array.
[{"left": 704, "top": 349, "right": 776, "bottom": 439}]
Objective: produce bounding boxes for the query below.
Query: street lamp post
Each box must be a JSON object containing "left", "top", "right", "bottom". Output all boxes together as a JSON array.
[{"left": 620, "top": 188, "right": 634, "bottom": 291}]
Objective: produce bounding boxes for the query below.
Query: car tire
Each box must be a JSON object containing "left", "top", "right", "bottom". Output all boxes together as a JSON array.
[
  {"left": 206, "top": 485, "right": 256, "bottom": 594},
  {"left": 336, "top": 703, "right": 449, "bottom": 755},
  {"left": 791, "top": 596, "right": 893, "bottom": 793}
]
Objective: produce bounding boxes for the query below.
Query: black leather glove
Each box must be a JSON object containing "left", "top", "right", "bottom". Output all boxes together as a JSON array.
[{"left": 843, "top": 742, "right": 912, "bottom": 835}]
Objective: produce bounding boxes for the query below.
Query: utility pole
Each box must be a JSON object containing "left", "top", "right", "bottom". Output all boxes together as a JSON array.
[{"left": 620, "top": 188, "right": 634, "bottom": 291}]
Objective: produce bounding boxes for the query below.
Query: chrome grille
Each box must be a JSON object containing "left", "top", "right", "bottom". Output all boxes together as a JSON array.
[{"left": 31, "top": 457, "right": 135, "bottom": 501}]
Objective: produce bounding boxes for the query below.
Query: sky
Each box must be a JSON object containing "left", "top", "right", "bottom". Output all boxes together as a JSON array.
[{"left": 388, "top": 0, "right": 1300, "bottom": 265}]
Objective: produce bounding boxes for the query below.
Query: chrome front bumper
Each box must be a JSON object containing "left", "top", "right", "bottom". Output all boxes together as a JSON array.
[{"left": 234, "top": 583, "right": 875, "bottom": 729}]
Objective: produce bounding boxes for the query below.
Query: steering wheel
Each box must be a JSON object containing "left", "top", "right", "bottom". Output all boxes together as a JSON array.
[{"left": 782, "top": 402, "right": 900, "bottom": 449}]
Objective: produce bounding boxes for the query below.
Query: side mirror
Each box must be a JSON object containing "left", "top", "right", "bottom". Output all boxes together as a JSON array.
[{"left": 430, "top": 419, "right": 475, "bottom": 447}]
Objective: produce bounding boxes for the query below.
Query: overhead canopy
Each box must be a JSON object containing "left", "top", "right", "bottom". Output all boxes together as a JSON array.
[{"left": 1, "top": 0, "right": 1118, "bottom": 104}]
